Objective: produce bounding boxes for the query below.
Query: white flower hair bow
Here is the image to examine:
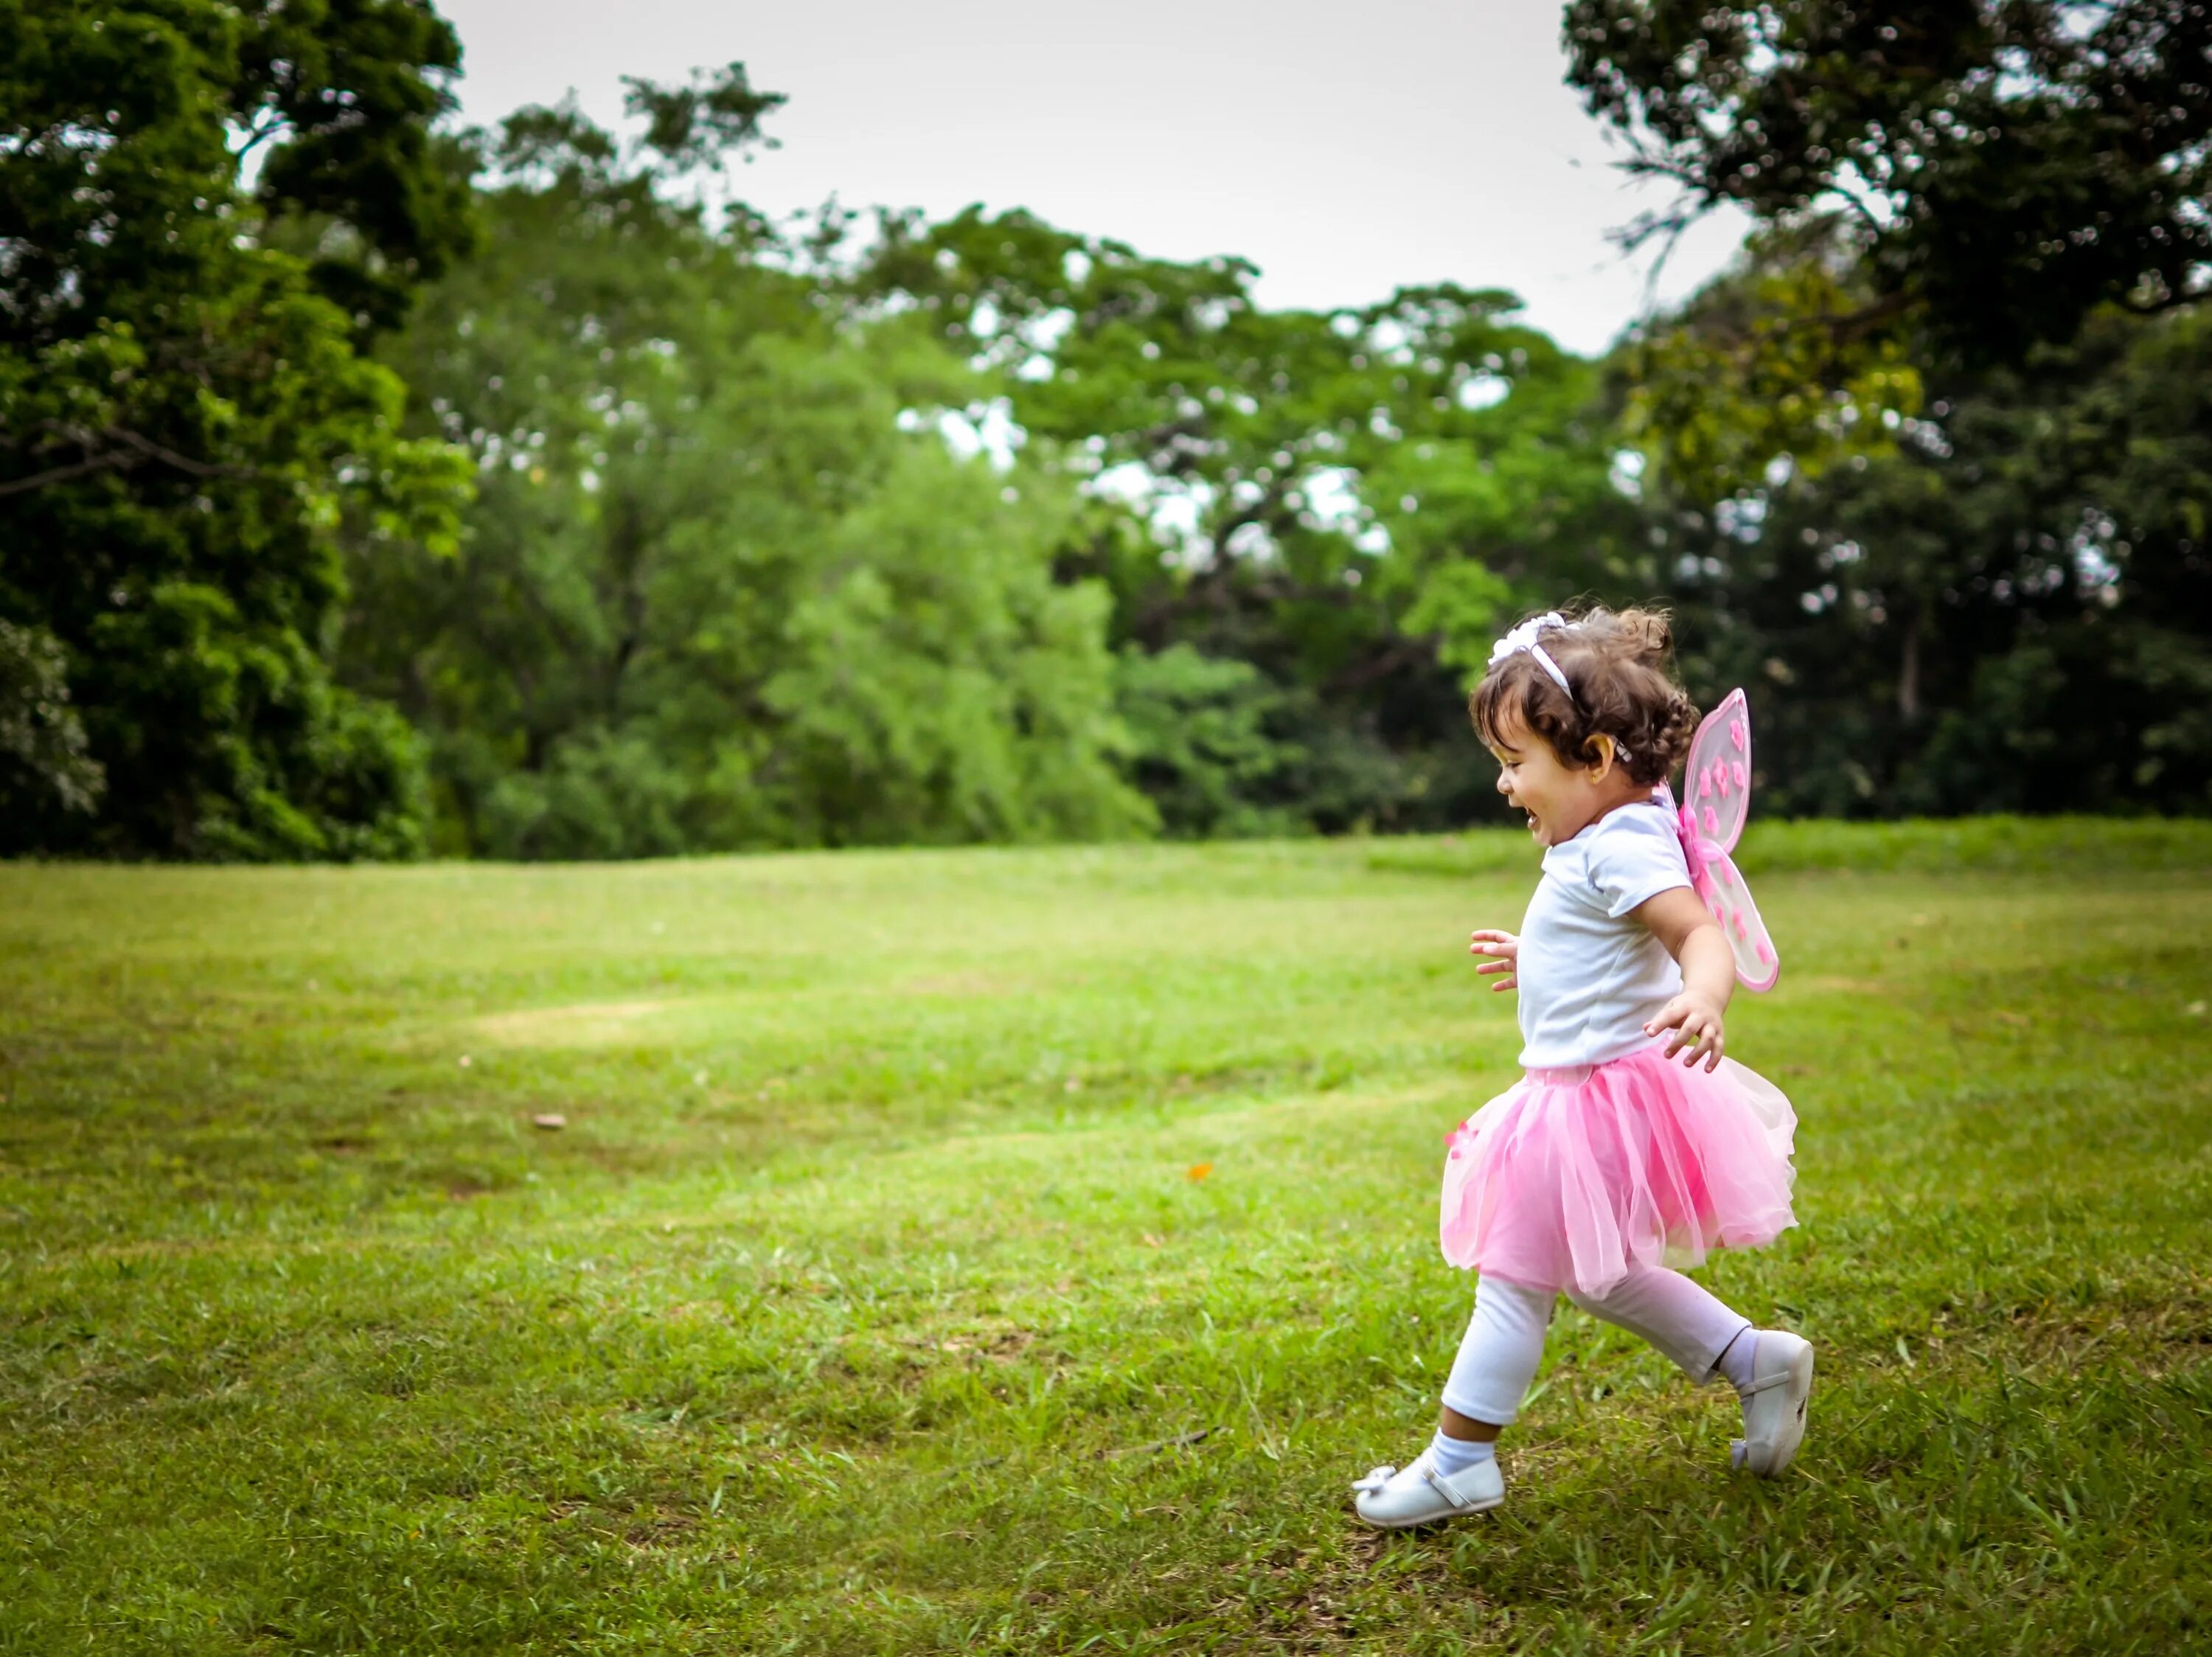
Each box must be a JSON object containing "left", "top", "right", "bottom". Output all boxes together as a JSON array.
[{"left": 1488, "top": 611, "right": 1576, "bottom": 698}]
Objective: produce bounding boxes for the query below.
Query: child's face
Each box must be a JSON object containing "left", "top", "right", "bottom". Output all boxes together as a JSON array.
[{"left": 1488, "top": 714, "right": 1619, "bottom": 848}]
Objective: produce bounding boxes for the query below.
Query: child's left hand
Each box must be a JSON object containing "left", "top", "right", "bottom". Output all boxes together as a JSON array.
[
  {"left": 1470, "top": 929, "right": 1520, "bottom": 993},
  {"left": 1646, "top": 993, "right": 1727, "bottom": 1071}
]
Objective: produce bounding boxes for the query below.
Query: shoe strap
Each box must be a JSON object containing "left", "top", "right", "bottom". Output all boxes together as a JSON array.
[
  {"left": 1737, "top": 1369, "right": 1795, "bottom": 1397},
  {"left": 1422, "top": 1463, "right": 1484, "bottom": 1509}
]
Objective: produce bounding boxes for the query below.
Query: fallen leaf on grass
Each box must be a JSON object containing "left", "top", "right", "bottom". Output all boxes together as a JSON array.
[{"left": 1186, "top": 1162, "right": 1213, "bottom": 1181}]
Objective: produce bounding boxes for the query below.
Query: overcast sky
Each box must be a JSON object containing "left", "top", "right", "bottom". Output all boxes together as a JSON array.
[{"left": 435, "top": 0, "right": 1750, "bottom": 358}]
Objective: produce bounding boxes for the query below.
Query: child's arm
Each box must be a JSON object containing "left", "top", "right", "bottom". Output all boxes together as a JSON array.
[
  {"left": 1469, "top": 928, "right": 1519, "bottom": 993},
  {"left": 1632, "top": 887, "right": 1734, "bottom": 1071}
]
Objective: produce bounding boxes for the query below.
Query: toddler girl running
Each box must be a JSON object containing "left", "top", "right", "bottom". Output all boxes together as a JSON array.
[{"left": 1353, "top": 605, "right": 1810, "bottom": 1529}]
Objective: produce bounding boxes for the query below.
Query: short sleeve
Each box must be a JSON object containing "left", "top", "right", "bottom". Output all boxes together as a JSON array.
[{"left": 1585, "top": 805, "right": 1692, "bottom": 918}]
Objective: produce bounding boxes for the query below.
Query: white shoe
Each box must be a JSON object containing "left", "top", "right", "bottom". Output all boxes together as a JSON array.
[
  {"left": 1729, "top": 1330, "right": 1814, "bottom": 1476},
  {"left": 1351, "top": 1446, "right": 1504, "bottom": 1529}
]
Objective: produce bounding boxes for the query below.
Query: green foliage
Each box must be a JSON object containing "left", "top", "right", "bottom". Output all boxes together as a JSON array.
[
  {"left": 759, "top": 449, "right": 1152, "bottom": 847},
  {"left": 237, "top": 0, "right": 476, "bottom": 333},
  {"left": 352, "top": 105, "right": 1150, "bottom": 856},
  {"left": 342, "top": 145, "right": 2212, "bottom": 841},
  {"left": 13, "top": 7, "right": 2211, "bottom": 860},
  {"left": 1560, "top": 4, "right": 2212, "bottom": 821},
  {"left": 621, "top": 60, "right": 785, "bottom": 176},
  {"left": 0, "top": 0, "right": 470, "bottom": 858},
  {"left": 1618, "top": 225, "right": 1924, "bottom": 504},
  {"left": 1113, "top": 643, "right": 1302, "bottom": 838},
  {"left": 0, "top": 617, "right": 103, "bottom": 815},
  {"left": 1646, "top": 296, "right": 2212, "bottom": 817},
  {"left": 857, "top": 209, "right": 1647, "bottom": 833},
  {"left": 4, "top": 830, "right": 2210, "bottom": 1648},
  {"left": 1565, "top": 0, "right": 2212, "bottom": 367}
]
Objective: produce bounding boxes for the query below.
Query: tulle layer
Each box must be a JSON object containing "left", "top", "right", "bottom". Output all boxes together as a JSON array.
[{"left": 1439, "top": 1043, "right": 1798, "bottom": 1298}]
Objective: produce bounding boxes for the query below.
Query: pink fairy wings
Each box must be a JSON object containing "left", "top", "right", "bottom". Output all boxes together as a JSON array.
[
  {"left": 1661, "top": 689, "right": 1779, "bottom": 992},
  {"left": 1686, "top": 687, "right": 1753, "bottom": 854},
  {"left": 1692, "top": 842, "right": 1780, "bottom": 993}
]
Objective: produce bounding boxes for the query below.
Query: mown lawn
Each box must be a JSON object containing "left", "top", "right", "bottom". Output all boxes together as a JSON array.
[{"left": 4, "top": 819, "right": 2209, "bottom": 1654}]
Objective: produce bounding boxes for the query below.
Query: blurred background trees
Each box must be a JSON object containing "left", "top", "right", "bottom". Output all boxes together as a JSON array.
[
  {"left": 1567, "top": 0, "right": 2212, "bottom": 816},
  {"left": 0, "top": 0, "right": 471, "bottom": 858},
  {"left": 5, "top": 1, "right": 2208, "bottom": 858},
  {"left": 347, "top": 92, "right": 1148, "bottom": 855}
]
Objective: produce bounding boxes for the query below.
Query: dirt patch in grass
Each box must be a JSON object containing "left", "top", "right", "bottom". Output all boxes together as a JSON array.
[{"left": 468, "top": 997, "right": 709, "bottom": 1048}]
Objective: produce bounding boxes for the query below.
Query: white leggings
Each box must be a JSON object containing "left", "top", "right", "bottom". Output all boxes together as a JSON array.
[{"left": 1440, "top": 1270, "right": 1752, "bottom": 1426}]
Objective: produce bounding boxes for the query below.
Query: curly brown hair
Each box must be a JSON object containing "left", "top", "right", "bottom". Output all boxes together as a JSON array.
[{"left": 1468, "top": 605, "right": 1700, "bottom": 787}]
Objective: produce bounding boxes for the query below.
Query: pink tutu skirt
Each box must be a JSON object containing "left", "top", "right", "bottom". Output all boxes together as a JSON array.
[{"left": 1440, "top": 1042, "right": 1798, "bottom": 1298}]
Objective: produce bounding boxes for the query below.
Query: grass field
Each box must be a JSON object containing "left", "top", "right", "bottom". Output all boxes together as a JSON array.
[{"left": 4, "top": 819, "right": 2211, "bottom": 1654}]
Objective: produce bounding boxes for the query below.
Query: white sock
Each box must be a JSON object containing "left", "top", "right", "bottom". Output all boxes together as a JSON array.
[
  {"left": 1428, "top": 1431, "right": 1497, "bottom": 1481},
  {"left": 1715, "top": 1328, "right": 1761, "bottom": 1393}
]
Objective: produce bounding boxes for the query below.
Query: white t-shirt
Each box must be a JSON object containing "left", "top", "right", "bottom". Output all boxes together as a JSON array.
[{"left": 1514, "top": 800, "right": 1694, "bottom": 1069}]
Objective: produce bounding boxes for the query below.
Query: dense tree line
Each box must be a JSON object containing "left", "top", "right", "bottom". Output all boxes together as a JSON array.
[
  {"left": 4, "top": 2, "right": 2208, "bottom": 858},
  {"left": 1, "top": 0, "right": 472, "bottom": 858},
  {"left": 1568, "top": 0, "right": 2212, "bottom": 816}
]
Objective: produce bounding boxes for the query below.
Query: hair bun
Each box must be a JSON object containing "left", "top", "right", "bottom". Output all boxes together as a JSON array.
[{"left": 1621, "top": 609, "right": 1672, "bottom": 664}]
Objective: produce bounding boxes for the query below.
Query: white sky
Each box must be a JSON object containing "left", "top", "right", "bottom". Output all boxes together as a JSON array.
[{"left": 435, "top": 0, "right": 1750, "bottom": 358}]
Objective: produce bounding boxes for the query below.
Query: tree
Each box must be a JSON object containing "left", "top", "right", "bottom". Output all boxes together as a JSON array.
[
  {"left": 239, "top": 0, "right": 477, "bottom": 334},
  {"left": 350, "top": 92, "right": 1150, "bottom": 855},
  {"left": 1609, "top": 223, "right": 1924, "bottom": 506},
  {"left": 1565, "top": 0, "right": 2212, "bottom": 367},
  {"left": 855, "top": 208, "right": 1650, "bottom": 833},
  {"left": 0, "top": 0, "right": 472, "bottom": 858},
  {"left": 1560, "top": 6, "right": 2212, "bottom": 822},
  {"left": 1638, "top": 286, "right": 2212, "bottom": 816}
]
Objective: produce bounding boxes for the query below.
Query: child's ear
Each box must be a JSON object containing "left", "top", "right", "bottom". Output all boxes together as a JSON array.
[{"left": 1583, "top": 733, "right": 1618, "bottom": 780}]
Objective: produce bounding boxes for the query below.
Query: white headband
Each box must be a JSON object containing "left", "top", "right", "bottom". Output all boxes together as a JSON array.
[{"left": 1488, "top": 611, "right": 1576, "bottom": 701}]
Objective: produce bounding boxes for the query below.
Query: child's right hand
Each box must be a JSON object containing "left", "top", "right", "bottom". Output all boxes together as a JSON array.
[{"left": 1470, "top": 928, "right": 1519, "bottom": 993}]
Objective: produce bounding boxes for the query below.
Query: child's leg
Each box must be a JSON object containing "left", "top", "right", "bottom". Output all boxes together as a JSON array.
[
  {"left": 1439, "top": 1274, "right": 1556, "bottom": 1434},
  {"left": 1570, "top": 1267, "right": 1815, "bottom": 1476},
  {"left": 1565, "top": 1267, "right": 1750, "bottom": 1384},
  {"left": 1354, "top": 1274, "right": 1554, "bottom": 1526}
]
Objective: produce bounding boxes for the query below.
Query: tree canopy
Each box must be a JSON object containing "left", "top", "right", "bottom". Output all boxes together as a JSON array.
[
  {"left": 1565, "top": 0, "right": 2212, "bottom": 365},
  {"left": 0, "top": 0, "right": 471, "bottom": 857},
  {"left": 4, "top": 6, "right": 2208, "bottom": 860},
  {"left": 852, "top": 209, "right": 1646, "bottom": 833},
  {"left": 1565, "top": 1, "right": 2212, "bottom": 817},
  {"left": 349, "top": 95, "right": 1150, "bottom": 855}
]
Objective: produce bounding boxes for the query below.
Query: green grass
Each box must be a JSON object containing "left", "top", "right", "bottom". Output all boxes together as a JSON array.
[{"left": 3, "top": 824, "right": 2210, "bottom": 1654}]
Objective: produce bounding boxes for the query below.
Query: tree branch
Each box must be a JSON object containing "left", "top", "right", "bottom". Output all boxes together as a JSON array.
[
  {"left": 0, "top": 456, "right": 116, "bottom": 499},
  {"left": 0, "top": 423, "right": 254, "bottom": 497},
  {"left": 230, "top": 107, "right": 291, "bottom": 162}
]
